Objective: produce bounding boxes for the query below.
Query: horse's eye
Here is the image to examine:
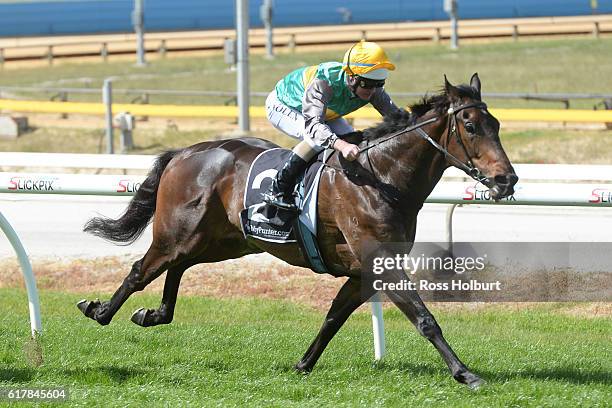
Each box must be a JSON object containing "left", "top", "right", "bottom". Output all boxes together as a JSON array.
[{"left": 465, "top": 122, "right": 475, "bottom": 134}]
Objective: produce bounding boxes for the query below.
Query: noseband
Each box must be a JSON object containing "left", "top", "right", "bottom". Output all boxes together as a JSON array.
[{"left": 359, "top": 101, "right": 489, "bottom": 184}]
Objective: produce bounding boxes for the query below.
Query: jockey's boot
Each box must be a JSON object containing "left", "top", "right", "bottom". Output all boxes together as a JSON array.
[{"left": 263, "top": 152, "right": 308, "bottom": 211}]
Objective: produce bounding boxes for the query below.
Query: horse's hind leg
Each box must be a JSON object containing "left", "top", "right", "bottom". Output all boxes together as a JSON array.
[
  {"left": 295, "top": 277, "right": 375, "bottom": 372},
  {"left": 78, "top": 170, "right": 234, "bottom": 325},
  {"left": 77, "top": 246, "right": 177, "bottom": 326},
  {"left": 130, "top": 265, "right": 186, "bottom": 327},
  {"left": 78, "top": 147, "right": 241, "bottom": 326}
]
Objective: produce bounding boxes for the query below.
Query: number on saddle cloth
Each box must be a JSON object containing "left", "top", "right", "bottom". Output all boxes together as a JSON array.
[{"left": 240, "top": 148, "right": 324, "bottom": 242}]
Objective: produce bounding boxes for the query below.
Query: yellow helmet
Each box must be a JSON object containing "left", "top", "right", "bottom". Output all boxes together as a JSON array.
[{"left": 342, "top": 40, "right": 396, "bottom": 80}]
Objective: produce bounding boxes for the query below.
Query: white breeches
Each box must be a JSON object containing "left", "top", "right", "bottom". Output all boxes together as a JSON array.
[{"left": 265, "top": 89, "right": 354, "bottom": 152}]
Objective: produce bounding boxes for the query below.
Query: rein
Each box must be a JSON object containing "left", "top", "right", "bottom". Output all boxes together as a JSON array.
[
  {"left": 321, "top": 100, "right": 490, "bottom": 209},
  {"left": 358, "top": 101, "right": 489, "bottom": 184},
  {"left": 358, "top": 116, "right": 438, "bottom": 154}
]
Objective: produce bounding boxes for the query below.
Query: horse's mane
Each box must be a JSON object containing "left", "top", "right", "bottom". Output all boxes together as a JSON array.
[{"left": 363, "top": 84, "right": 480, "bottom": 141}]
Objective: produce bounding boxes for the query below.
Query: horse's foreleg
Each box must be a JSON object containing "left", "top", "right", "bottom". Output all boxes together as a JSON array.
[
  {"left": 296, "top": 277, "right": 374, "bottom": 373},
  {"left": 381, "top": 268, "right": 484, "bottom": 389},
  {"left": 130, "top": 265, "right": 186, "bottom": 327}
]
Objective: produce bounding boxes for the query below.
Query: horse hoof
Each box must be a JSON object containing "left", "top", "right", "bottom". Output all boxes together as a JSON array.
[
  {"left": 454, "top": 370, "right": 485, "bottom": 390},
  {"left": 468, "top": 377, "right": 485, "bottom": 390},
  {"left": 77, "top": 299, "right": 100, "bottom": 318},
  {"left": 131, "top": 308, "right": 148, "bottom": 326},
  {"left": 294, "top": 363, "right": 312, "bottom": 375}
]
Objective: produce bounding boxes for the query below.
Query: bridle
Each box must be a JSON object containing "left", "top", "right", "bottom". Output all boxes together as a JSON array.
[
  {"left": 358, "top": 101, "right": 489, "bottom": 184},
  {"left": 320, "top": 100, "right": 490, "bottom": 209}
]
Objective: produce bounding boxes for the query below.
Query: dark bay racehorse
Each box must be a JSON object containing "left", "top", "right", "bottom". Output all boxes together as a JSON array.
[{"left": 78, "top": 74, "right": 517, "bottom": 388}]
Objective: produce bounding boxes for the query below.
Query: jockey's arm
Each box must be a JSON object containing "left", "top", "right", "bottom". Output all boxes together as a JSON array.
[
  {"left": 302, "top": 79, "right": 338, "bottom": 148},
  {"left": 370, "top": 88, "right": 401, "bottom": 117},
  {"left": 302, "top": 79, "right": 359, "bottom": 161}
]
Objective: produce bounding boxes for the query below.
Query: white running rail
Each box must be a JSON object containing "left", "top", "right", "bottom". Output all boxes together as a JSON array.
[{"left": 1, "top": 153, "right": 611, "bottom": 354}]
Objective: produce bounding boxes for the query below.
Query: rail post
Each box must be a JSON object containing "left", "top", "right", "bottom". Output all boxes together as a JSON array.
[
  {"left": 236, "top": 0, "right": 250, "bottom": 133},
  {"left": 103, "top": 78, "right": 115, "bottom": 154},
  {"left": 133, "top": 0, "right": 146, "bottom": 66},
  {"left": 288, "top": 34, "right": 296, "bottom": 53},
  {"left": 57, "top": 91, "right": 68, "bottom": 119},
  {"left": 101, "top": 42, "right": 108, "bottom": 62},
  {"left": 371, "top": 293, "right": 385, "bottom": 360},
  {"left": 593, "top": 22, "right": 600, "bottom": 38},
  {"left": 444, "top": 0, "right": 459, "bottom": 50},
  {"left": 158, "top": 39, "right": 167, "bottom": 58},
  {"left": 49, "top": 92, "right": 67, "bottom": 118},
  {"left": 46, "top": 45, "right": 54, "bottom": 65},
  {"left": 260, "top": 0, "right": 274, "bottom": 59},
  {"left": 513, "top": 25, "right": 519, "bottom": 41},
  {"left": 0, "top": 212, "right": 42, "bottom": 338},
  {"left": 140, "top": 92, "right": 149, "bottom": 122},
  {"left": 446, "top": 204, "right": 459, "bottom": 256},
  {"left": 433, "top": 27, "right": 441, "bottom": 43}
]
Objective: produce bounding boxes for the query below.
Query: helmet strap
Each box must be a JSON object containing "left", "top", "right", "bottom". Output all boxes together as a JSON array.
[
  {"left": 347, "top": 75, "right": 359, "bottom": 94},
  {"left": 345, "top": 43, "right": 362, "bottom": 95}
]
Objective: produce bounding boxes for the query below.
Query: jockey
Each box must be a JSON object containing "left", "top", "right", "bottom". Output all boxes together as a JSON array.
[{"left": 263, "top": 40, "right": 401, "bottom": 210}]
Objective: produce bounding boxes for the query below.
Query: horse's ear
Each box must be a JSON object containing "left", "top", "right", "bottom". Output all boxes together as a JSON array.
[
  {"left": 470, "top": 72, "right": 482, "bottom": 100},
  {"left": 444, "top": 75, "right": 460, "bottom": 100}
]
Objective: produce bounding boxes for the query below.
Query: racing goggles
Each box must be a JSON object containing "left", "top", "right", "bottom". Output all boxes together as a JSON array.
[{"left": 357, "top": 76, "right": 386, "bottom": 89}]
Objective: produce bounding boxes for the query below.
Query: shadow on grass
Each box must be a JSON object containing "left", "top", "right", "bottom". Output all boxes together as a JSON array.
[
  {"left": 365, "top": 361, "right": 611, "bottom": 386},
  {"left": 478, "top": 366, "right": 612, "bottom": 386},
  {"left": 196, "top": 359, "right": 236, "bottom": 374},
  {"left": 0, "top": 368, "right": 35, "bottom": 383},
  {"left": 271, "top": 362, "right": 300, "bottom": 374},
  {"left": 374, "top": 360, "right": 444, "bottom": 377},
  {"left": 268, "top": 360, "right": 446, "bottom": 378},
  {"left": 60, "top": 366, "right": 147, "bottom": 384}
]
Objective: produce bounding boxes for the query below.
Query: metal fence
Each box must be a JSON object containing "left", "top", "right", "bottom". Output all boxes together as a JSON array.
[
  {"left": 2, "top": 85, "right": 611, "bottom": 109},
  {"left": 1, "top": 15, "right": 611, "bottom": 65}
]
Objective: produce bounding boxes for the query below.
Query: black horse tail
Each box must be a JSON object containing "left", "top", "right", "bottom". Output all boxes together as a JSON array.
[{"left": 84, "top": 150, "right": 180, "bottom": 245}]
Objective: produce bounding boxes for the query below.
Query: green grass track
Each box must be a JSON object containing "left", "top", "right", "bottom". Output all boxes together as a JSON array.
[{"left": 1, "top": 289, "right": 610, "bottom": 407}]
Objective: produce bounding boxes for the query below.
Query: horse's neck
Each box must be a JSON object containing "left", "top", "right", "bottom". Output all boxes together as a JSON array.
[{"left": 369, "top": 120, "right": 448, "bottom": 204}]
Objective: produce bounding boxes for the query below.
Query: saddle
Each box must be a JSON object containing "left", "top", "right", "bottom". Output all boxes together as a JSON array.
[{"left": 239, "top": 148, "right": 327, "bottom": 272}]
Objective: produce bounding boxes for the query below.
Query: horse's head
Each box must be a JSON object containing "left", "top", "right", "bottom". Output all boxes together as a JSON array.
[{"left": 443, "top": 73, "right": 518, "bottom": 200}]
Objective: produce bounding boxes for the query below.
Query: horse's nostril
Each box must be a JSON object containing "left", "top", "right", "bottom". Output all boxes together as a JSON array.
[
  {"left": 494, "top": 175, "right": 508, "bottom": 185},
  {"left": 494, "top": 174, "right": 519, "bottom": 186}
]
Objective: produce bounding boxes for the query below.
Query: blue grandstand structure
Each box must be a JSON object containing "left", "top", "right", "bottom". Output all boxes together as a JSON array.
[{"left": 0, "top": 0, "right": 610, "bottom": 37}]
